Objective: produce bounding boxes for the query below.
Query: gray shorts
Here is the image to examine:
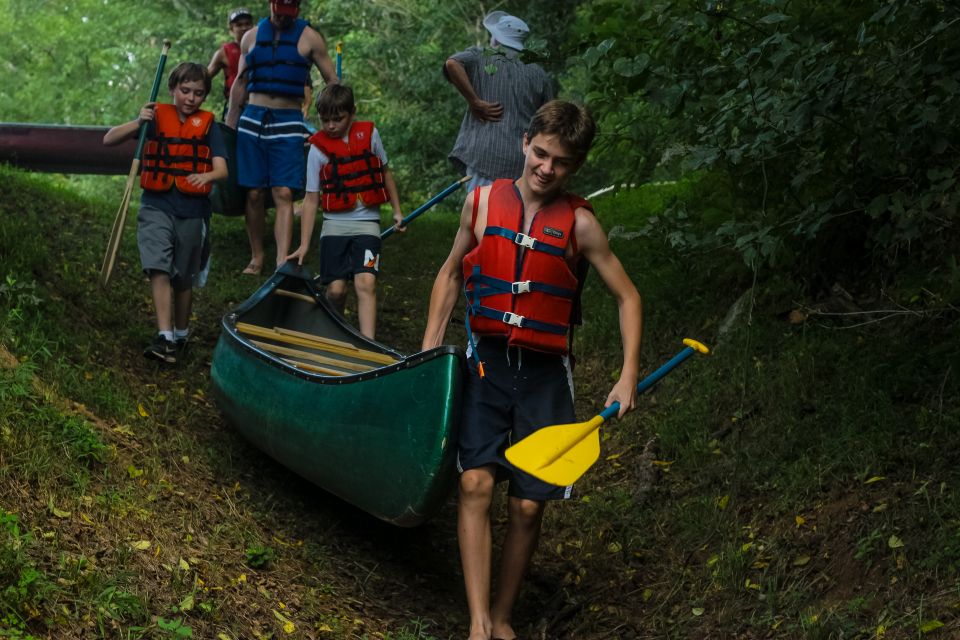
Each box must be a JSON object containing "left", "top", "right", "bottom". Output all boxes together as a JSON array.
[{"left": 137, "top": 204, "right": 211, "bottom": 291}]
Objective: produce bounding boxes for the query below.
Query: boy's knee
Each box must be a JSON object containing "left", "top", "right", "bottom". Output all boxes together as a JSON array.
[
  {"left": 326, "top": 281, "right": 347, "bottom": 300},
  {"left": 247, "top": 188, "right": 266, "bottom": 204},
  {"left": 459, "top": 469, "right": 494, "bottom": 500},
  {"left": 511, "top": 498, "right": 545, "bottom": 523},
  {"left": 354, "top": 274, "right": 376, "bottom": 296}
]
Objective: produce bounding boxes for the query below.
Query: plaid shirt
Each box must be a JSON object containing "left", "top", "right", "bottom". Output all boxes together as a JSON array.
[{"left": 447, "top": 47, "right": 553, "bottom": 181}]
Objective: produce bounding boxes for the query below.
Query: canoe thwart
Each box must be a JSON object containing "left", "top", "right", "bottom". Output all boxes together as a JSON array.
[
  {"left": 249, "top": 340, "right": 375, "bottom": 373},
  {"left": 236, "top": 322, "right": 397, "bottom": 365},
  {"left": 275, "top": 289, "right": 317, "bottom": 304},
  {"left": 281, "top": 358, "right": 346, "bottom": 376}
]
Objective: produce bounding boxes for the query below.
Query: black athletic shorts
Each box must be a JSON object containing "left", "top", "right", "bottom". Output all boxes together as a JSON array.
[
  {"left": 318, "top": 234, "right": 381, "bottom": 284},
  {"left": 459, "top": 337, "right": 575, "bottom": 501}
]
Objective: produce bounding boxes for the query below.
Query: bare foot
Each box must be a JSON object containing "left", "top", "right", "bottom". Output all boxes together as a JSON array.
[
  {"left": 490, "top": 622, "right": 516, "bottom": 640},
  {"left": 242, "top": 261, "right": 262, "bottom": 275}
]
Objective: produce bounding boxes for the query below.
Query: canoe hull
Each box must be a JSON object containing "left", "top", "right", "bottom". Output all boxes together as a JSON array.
[{"left": 211, "top": 266, "right": 464, "bottom": 526}]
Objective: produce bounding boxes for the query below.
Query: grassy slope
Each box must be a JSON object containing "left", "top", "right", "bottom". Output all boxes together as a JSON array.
[{"left": 1, "top": 165, "right": 959, "bottom": 640}]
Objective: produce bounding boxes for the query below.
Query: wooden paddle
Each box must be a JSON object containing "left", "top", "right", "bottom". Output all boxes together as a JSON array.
[
  {"left": 99, "top": 39, "right": 172, "bottom": 289},
  {"left": 380, "top": 175, "right": 472, "bottom": 240},
  {"left": 505, "top": 339, "right": 710, "bottom": 487}
]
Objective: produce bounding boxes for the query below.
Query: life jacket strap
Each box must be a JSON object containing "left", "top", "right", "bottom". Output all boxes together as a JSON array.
[
  {"left": 464, "top": 272, "right": 575, "bottom": 300},
  {"left": 483, "top": 226, "right": 566, "bottom": 258},
  {"left": 322, "top": 149, "right": 386, "bottom": 204}
]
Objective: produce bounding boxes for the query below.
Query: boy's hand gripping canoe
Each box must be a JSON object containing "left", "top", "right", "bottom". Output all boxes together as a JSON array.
[
  {"left": 505, "top": 339, "right": 710, "bottom": 487},
  {"left": 100, "top": 39, "right": 171, "bottom": 289}
]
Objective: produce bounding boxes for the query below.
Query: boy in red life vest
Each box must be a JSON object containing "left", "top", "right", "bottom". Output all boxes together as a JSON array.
[
  {"left": 103, "top": 63, "right": 228, "bottom": 364},
  {"left": 421, "top": 101, "right": 643, "bottom": 640},
  {"left": 285, "top": 85, "right": 404, "bottom": 340},
  {"left": 207, "top": 8, "right": 255, "bottom": 120}
]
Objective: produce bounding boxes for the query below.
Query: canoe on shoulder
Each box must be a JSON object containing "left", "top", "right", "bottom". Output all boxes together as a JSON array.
[{"left": 210, "top": 262, "right": 465, "bottom": 527}]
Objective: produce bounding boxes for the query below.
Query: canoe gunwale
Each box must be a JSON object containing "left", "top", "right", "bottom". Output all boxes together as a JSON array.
[{"left": 222, "top": 265, "right": 467, "bottom": 385}]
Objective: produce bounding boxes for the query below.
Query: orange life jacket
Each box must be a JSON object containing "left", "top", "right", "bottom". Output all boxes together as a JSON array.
[
  {"left": 308, "top": 121, "right": 389, "bottom": 212},
  {"left": 140, "top": 104, "right": 215, "bottom": 196},
  {"left": 462, "top": 179, "right": 592, "bottom": 356}
]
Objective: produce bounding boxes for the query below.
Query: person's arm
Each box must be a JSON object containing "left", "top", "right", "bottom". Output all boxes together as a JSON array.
[
  {"left": 286, "top": 190, "right": 319, "bottom": 264},
  {"left": 302, "top": 84, "right": 314, "bottom": 119},
  {"left": 443, "top": 57, "right": 503, "bottom": 124},
  {"left": 207, "top": 48, "right": 227, "bottom": 79},
  {"left": 382, "top": 167, "right": 405, "bottom": 232},
  {"left": 576, "top": 208, "right": 643, "bottom": 418},
  {"left": 226, "top": 29, "right": 255, "bottom": 128},
  {"left": 185, "top": 156, "right": 228, "bottom": 188},
  {"left": 103, "top": 103, "right": 154, "bottom": 146},
  {"left": 305, "top": 28, "right": 339, "bottom": 86},
  {"left": 421, "top": 191, "right": 477, "bottom": 351}
]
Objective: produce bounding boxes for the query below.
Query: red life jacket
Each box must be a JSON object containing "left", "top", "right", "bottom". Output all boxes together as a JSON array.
[
  {"left": 462, "top": 179, "right": 592, "bottom": 356},
  {"left": 139, "top": 104, "right": 215, "bottom": 196},
  {"left": 222, "top": 42, "right": 241, "bottom": 97},
  {"left": 308, "top": 121, "right": 389, "bottom": 212}
]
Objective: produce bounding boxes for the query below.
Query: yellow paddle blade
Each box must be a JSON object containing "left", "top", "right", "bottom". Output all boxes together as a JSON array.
[{"left": 505, "top": 415, "right": 604, "bottom": 487}]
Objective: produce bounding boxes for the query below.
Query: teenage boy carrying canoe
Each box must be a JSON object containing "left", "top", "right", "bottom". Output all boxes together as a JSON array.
[
  {"left": 225, "top": 0, "right": 339, "bottom": 275},
  {"left": 422, "top": 100, "right": 643, "bottom": 640}
]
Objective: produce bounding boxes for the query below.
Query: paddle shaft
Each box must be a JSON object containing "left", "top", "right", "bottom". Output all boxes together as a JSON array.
[
  {"left": 99, "top": 39, "right": 171, "bottom": 288},
  {"left": 336, "top": 42, "right": 342, "bottom": 79},
  {"left": 380, "top": 176, "right": 471, "bottom": 240},
  {"left": 599, "top": 345, "right": 697, "bottom": 421}
]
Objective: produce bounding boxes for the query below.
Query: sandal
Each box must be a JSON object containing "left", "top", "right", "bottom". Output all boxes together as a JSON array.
[{"left": 242, "top": 261, "right": 262, "bottom": 275}]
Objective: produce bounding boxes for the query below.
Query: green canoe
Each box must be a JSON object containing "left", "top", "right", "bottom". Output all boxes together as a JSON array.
[{"left": 210, "top": 262, "right": 465, "bottom": 526}]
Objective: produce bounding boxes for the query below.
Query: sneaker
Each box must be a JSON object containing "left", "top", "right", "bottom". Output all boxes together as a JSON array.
[
  {"left": 144, "top": 335, "right": 176, "bottom": 363},
  {"left": 175, "top": 328, "right": 192, "bottom": 351}
]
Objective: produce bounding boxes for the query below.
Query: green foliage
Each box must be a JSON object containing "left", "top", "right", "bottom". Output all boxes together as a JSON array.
[
  {"left": 60, "top": 417, "right": 106, "bottom": 464},
  {"left": 855, "top": 527, "right": 883, "bottom": 567},
  {"left": 157, "top": 617, "right": 194, "bottom": 638},
  {"left": 243, "top": 546, "right": 276, "bottom": 569},
  {"left": 572, "top": 0, "right": 960, "bottom": 287}
]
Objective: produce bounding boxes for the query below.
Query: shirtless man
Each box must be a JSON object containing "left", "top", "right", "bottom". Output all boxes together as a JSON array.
[{"left": 225, "top": 0, "right": 338, "bottom": 274}]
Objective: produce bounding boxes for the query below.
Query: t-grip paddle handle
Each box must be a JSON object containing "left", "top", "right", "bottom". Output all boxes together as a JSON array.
[{"left": 599, "top": 339, "right": 710, "bottom": 421}]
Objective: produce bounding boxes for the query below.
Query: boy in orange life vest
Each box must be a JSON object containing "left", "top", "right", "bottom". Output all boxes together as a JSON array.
[
  {"left": 421, "top": 101, "right": 642, "bottom": 640},
  {"left": 284, "top": 85, "right": 404, "bottom": 340},
  {"left": 207, "top": 8, "right": 255, "bottom": 120},
  {"left": 103, "top": 63, "right": 228, "bottom": 364}
]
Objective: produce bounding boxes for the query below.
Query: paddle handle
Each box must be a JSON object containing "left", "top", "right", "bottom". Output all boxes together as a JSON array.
[
  {"left": 336, "top": 41, "right": 342, "bottom": 80},
  {"left": 599, "top": 340, "right": 709, "bottom": 421},
  {"left": 134, "top": 39, "right": 172, "bottom": 161},
  {"left": 381, "top": 175, "right": 472, "bottom": 239}
]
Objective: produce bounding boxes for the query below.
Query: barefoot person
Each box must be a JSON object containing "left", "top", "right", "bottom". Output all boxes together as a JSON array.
[
  {"left": 206, "top": 7, "right": 254, "bottom": 120},
  {"left": 421, "top": 101, "right": 643, "bottom": 640},
  {"left": 103, "top": 63, "right": 228, "bottom": 363},
  {"left": 445, "top": 11, "right": 553, "bottom": 191},
  {"left": 225, "top": 0, "right": 338, "bottom": 274},
  {"left": 284, "top": 85, "right": 405, "bottom": 340}
]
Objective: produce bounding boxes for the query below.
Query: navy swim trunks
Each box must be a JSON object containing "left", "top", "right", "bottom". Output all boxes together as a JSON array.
[{"left": 458, "top": 337, "right": 575, "bottom": 501}]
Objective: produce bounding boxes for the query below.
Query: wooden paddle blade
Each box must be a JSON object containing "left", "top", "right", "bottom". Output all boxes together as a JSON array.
[{"left": 505, "top": 416, "right": 603, "bottom": 487}]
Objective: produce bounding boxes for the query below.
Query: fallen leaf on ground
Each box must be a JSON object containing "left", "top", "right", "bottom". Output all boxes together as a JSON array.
[
  {"left": 865, "top": 476, "right": 885, "bottom": 483},
  {"left": 132, "top": 541, "right": 150, "bottom": 550},
  {"left": 888, "top": 535, "right": 905, "bottom": 549},
  {"left": 920, "top": 621, "right": 943, "bottom": 633},
  {"left": 138, "top": 403, "right": 149, "bottom": 417},
  {"left": 793, "top": 556, "right": 810, "bottom": 566}
]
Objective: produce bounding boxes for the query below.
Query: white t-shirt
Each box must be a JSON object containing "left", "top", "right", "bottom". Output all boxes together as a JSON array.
[{"left": 306, "top": 127, "right": 389, "bottom": 222}]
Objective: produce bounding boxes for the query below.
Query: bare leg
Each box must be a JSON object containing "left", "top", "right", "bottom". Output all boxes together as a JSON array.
[
  {"left": 272, "top": 186, "right": 293, "bottom": 267},
  {"left": 325, "top": 279, "right": 348, "bottom": 315},
  {"left": 244, "top": 188, "right": 266, "bottom": 274},
  {"left": 172, "top": 288, "right": 193, "bottom": 332},
  {"left": 353, "top": 272, "right": 377, "bottom": 340},
  {"left": 459, "top": 466, "right": 496, "bottom": 640},
  {"left": 489, "top": 497, "right": 545, "bottom": 640},
  {"left": 150, "top": 271, "right": 172, "bottom": 333}
]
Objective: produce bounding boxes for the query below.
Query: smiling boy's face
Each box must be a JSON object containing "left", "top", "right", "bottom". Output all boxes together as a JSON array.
[
  {"left": 320, "top": 109, "right": 355, "bottom": 140},
  {"left": 170, "top": 80, "right": 208, "bottom": 121}
]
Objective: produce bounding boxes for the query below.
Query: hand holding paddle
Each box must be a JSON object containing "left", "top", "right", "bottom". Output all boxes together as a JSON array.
[
  {"left": 100, "top": 39, "right": 172, "bottom": 289},
  {"left": 381, "top": 175, "right": 472, "bottom": 240},
  {"left": 505, "top": 339, "right": 710, "bottom": 487}
]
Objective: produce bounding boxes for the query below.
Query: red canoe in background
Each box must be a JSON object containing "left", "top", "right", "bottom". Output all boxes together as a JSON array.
[{"left": 0, "top": 122, "right": 137, "bottom": 175}]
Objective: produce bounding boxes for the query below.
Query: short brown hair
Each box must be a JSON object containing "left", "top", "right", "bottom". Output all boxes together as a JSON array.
[
  {"left": 316, "top": 84, "right": 355, "bottom": 118},
  {"left": 526, "top": 100, "right": 595, "bottom": 163},
  {"left": 167, "top": 62, "right": 211, "bottom": 94}
]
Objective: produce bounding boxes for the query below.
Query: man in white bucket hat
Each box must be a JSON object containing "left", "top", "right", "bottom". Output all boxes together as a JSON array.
[{"left": 445, "top": 10, "right": 553, "bottom": 192}]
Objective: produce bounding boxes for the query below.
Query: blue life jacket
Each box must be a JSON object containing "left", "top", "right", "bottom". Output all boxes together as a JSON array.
[{"left": 244, "top": 17, "right": 310, "bottom": 98}]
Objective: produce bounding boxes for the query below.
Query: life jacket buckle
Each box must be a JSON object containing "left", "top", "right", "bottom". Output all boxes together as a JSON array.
[
  {"left": 512, "top": 281, "right": 531, "bottom": 294},
  {"left": 502, "top": 312, "right": 524, "bottom": 327},
  {"left": 514, "top": 233, "right": 536, "bottom": 249}
]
